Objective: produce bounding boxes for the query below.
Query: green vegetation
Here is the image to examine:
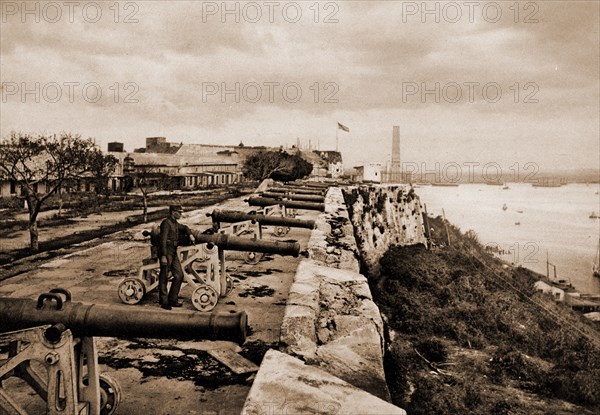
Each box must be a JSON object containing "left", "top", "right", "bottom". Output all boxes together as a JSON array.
[{"left": 374, "top": 216, "right": 600, "bottom": 415}]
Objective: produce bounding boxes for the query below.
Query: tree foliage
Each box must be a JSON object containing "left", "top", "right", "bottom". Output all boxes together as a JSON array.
[
  {"left": 242, "top": 150, "right": 313, "bottom": 182},
  {"left": 90, "top": 151, "right": 118, "bottom": 197},
  {"left": 0, "top": 132, "right": 116, "bottom": 252}
]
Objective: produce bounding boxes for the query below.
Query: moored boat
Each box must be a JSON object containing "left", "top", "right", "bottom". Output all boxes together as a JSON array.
[{"left": 593, "top": 239, "right": 600, "bottom": 278}]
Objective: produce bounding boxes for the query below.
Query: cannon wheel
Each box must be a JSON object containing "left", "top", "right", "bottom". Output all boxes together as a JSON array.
[
  {"left": 191, "top": 285, "right": 219, "bottom": 312},
  {"left": 273, "top": 226, "right": 289, "bottom": 237},
  {"left": 117, "top": 278, "right": 146, "bottom": 305},
  {"left": 225, "top": 275, "right": 234, "bottom": 295},
  {"left": 244, "top": 251, "right": 263, "bottom": 265},
  {"left": 99, "top": 373, "right": 121, "bottom": 415}
]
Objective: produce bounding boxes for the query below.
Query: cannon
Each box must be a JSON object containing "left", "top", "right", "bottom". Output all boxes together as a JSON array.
[
  {"left": 1, "top": 289, "right": 248, "bottom": 343},
  {"left": 260, "top": 192, "right": 325, "bottom": 203},
  {"left": 246, "top": 196, "right": 325, "bottom": 212},
  {"left": 208, "top": 209, "right": 315, "bottom": 230},
  {"left": 118, "top": 229, "right": 300, "bottom": 311},
  {"left": 206, "top": 209, "right": 315, "bottom": 260},
  {"left": 190, "top": 231, "right": 300, "bottom": 256},
  {"left": 289, "top": 181, "right": 332, "bottom": 188},
  {"left": 0, "top": 289, "right": 247, "bottom": 415},
  {"left": 267, "top": 187, "right": 326, "bottom": 196}
]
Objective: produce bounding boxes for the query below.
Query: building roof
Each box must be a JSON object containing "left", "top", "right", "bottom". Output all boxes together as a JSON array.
[{"left": 127, "top": 152, "right": 236, "bottom": 167}]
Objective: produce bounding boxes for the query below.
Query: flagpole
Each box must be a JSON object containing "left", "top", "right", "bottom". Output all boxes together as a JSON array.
[{"left": 336, "top": 124, "right": 339, "bottom": 152}]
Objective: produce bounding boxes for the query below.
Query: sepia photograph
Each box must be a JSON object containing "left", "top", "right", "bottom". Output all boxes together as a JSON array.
[{"left": 0, "top": 1, "right": 599, "bottom": 414}]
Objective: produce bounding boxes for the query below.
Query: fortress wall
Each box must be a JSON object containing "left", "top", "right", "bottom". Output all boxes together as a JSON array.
[{"left": 343, "top": 184, "right": 427, "bottom": 277}]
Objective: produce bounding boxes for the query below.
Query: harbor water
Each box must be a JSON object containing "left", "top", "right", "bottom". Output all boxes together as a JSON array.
[{"left": 417, "top": 183, "right": 600, "bottom": 295}]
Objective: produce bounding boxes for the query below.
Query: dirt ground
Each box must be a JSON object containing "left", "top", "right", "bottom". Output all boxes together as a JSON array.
[{"left": 0, "top": 196, "right": 318, "bottom": 415}]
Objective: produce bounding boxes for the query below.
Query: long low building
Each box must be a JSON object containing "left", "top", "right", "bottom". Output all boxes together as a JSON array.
[{"left": 1, "top": 136, "right": 344, "bottom": 198}]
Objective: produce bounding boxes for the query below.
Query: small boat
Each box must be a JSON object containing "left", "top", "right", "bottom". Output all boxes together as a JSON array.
[
  {"left": 532, "top": 178, "right": 563, "bottom": 187},
  {"left": 514, "top": 222, "right": 521, "bottom": 226},
  {"left": 517, "top": 210, "right": 524, "bottom": 214},
  {"left": 431, "top": 182, "right": 459, "bottom": 187},
  {"left": 590, "top": 212, "right": 599, "bottom": 219},
  {"left": 502, "top": 203, "right": 508, "bottom": 211},
  {"left": 502, "top": 184, "right": 509, "bottom": 190}
]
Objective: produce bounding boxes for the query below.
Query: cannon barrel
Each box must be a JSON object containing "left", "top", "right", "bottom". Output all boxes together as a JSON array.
[
  {"left": 0, "top": 291, "right": 247, "bottom": 344},
  {"left": 260, "top": 192, "right": 325, "bottom": 203},
  {"left": 289, "top": 181, "right": 332, "bottom": 189},
  {"left": 208, "top": 209, "right": 316, "bottom": 229},
  {"left": 190, "top": 230, "right": 301, "bottom": 256},
  {"left": 246, "top": 196, "right": 325, "bottom": 212},
  {"left": 267, "top": 187, "right": 326, "bottom": 196}
]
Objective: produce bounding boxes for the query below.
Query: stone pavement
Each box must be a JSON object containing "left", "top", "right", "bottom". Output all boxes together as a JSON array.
[
  {"left": 243, "top": 350, "right": 406, "bottom": 415},
  {"left": 0, "top": 196, "right": 318, "bottom": 414}
]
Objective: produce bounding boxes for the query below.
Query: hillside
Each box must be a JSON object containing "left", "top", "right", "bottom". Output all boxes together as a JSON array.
[{"left": 373, "top": 216, "right": 600, "bottom": 415}]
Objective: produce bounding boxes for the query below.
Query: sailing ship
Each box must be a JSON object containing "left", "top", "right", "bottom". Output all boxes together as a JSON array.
[
  {"left": 593, "top": 240, "right": 600, "bottom": 278},
  {"left": 431, "top": 182, "right": 459, "bottom": 187},
  {"left": 532, "top": 178, "right": 563, "bottom": 187},
  {"left": 502, "top": 203, "right": 508, "bottom": 211},
  {"left": 590, "top": 212, "right": 599, "bottom": 219}
]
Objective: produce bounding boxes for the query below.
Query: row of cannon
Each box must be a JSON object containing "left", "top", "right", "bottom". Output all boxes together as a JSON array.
[
  {"left": 116, "top": 181, "right": 330, "bottom": 312},
  {"left": 0, "top": 181, "right": 333, "bottom": 415}
]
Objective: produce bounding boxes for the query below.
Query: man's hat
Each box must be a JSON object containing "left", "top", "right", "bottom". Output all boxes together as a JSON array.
[{"left": 169, "top": 204, "right": 183, "bottom": 213}]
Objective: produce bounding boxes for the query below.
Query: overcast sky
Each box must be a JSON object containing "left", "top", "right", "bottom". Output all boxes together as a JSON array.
[{"left": 1, "top": 1, "right": 598, "bottom": 171}]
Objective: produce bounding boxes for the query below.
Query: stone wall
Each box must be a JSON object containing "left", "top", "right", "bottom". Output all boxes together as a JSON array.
[
  {"left": 343, "top": 184, "right": 427, "bottom": 276},
  {"left": 243, "top": 185, "right": 408, "bottom": 414},
  {"left": 279, "top": 187, "right": 391, "bottom": 402}
]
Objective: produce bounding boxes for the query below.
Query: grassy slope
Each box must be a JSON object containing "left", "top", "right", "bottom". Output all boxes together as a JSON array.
[{"left": 374, "top": 216, "right": 600, "bottom": 415}]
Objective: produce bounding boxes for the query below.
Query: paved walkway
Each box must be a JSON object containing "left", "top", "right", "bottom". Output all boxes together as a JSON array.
[
  {"left": 0, "top": 196, "right": 318, "bottom": 414},
  {"left": 1, "top": 206, "right": 164, "bottom": 253}
]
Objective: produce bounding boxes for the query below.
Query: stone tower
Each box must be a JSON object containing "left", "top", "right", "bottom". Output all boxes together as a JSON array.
[{"left": 392, "top": 125, "right": 400, "bottom": 169}]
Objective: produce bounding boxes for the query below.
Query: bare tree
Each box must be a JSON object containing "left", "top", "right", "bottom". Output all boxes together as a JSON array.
[
  {"left": 0, "top": 132, "right": 115, "bottom": 252},
  {"left": 125, "top": 164, "right": 169, "bottom": 223}
]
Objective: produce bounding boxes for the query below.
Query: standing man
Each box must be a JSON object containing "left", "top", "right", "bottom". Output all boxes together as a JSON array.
[{"left": 158, "top": 204, "right": 195, "bottom": 310}]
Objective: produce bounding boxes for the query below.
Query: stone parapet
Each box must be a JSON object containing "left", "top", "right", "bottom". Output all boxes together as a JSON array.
[
  {"left": 343, "top": 184, "right": 427, "bottom": 276},
  {"left": 245, "top": 184, "right": 408, "bottom": 413},
  {"left": 242, "top": 350, "right": 406, "bottom": 415},
  {"left": 279, "top": 186, "right": 392, "bottom": 402}
]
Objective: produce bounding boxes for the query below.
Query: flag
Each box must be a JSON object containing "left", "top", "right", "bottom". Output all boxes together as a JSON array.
[{"left": 337, "top": 122, "right": 349, "bottom": 133}]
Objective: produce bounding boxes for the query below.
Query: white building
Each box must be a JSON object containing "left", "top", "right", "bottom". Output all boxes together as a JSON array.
[
  {"left": 534, "top": 280, "right": 580, "bottom": 303},
  {"left": 354, "top": 162, "right": 385, "bottom": 183}
]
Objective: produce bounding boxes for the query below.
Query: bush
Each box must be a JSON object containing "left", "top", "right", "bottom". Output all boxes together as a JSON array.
[
  {"left": 489, "top": 345, "right": 543, "bottom": 384},
  {"left": 407, "top": 375, "right": 468, "bottom": 415},
  {"left": 373, "top": 218, "right": 600, "bottom": 413},
  {"left": 416, "top": 337, "right": 448, "bottom": 363}
]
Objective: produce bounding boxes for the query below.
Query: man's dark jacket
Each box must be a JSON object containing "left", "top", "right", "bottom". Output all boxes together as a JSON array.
[{"left": 158, "top": 217, "right": 192, "bottom": 257}]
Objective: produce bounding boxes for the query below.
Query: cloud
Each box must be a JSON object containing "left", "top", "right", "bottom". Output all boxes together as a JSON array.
[{"left": 0, "top": 0, "right": 598, "bottom": 169}]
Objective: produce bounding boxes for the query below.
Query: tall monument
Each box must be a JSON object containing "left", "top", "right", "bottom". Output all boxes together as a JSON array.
[
  {"left": 386, "top": 125, "right": 403, "bottom": 182},
  {"left": 392, "top": 125, "right": 400, "bottom": 170}
]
